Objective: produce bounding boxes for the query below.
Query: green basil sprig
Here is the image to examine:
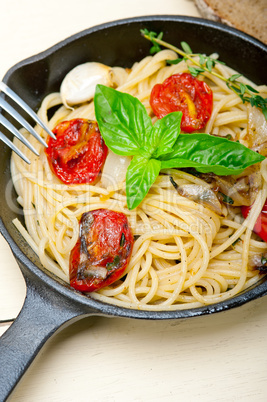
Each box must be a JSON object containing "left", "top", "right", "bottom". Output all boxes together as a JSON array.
[
  {"left": 159, "top": 133, "right": 263, "bottom": 175},
  {"left": 94, "top": 85, "right": 264, "bottom": 210}
]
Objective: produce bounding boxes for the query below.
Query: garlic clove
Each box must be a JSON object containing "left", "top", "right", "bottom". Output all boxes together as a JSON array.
[
  {"left": 60, "top": 62, "right": 114, "bottom": 108},
  {"left": 101, "top": 150, "right": 131, "bottom": 189}
]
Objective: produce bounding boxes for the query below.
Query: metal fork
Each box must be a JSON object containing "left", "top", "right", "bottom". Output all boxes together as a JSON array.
[{"left": 0, "top": 81, "right": 56, "bottom": 164}]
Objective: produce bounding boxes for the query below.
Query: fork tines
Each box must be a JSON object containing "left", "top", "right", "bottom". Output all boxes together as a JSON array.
[{"left": 0, "top": 81, "right": 56, "bottom": 164}]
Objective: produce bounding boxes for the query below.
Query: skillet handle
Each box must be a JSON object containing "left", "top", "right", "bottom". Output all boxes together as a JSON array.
[{"left": 0, "top": 274, "right": 90, "bottom": 401}]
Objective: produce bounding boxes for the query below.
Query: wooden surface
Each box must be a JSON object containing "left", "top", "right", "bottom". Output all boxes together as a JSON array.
[{"left": 0, "top": 1, "right": 267, "bottom": 401}]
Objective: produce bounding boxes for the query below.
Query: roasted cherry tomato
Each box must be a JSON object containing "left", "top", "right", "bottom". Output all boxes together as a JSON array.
[
  {"left": 241, "top": 200, "right": 267, "bottom": 243},
  {"left": 45, "top": 118, "right": 107, "bottom": 184},
  {"left": 70, "top": 209, "right": 134, "bottom": 292},
  {"left": 150, "top": 73, "right": 213, "bottom": 133}
]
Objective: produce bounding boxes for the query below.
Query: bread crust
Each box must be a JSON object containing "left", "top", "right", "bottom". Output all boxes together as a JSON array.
[{"left": 195, "top": 0, "right": 267, "bottom": 44}]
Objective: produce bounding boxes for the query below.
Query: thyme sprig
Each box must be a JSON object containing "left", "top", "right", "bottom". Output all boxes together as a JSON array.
[{"left": 141, "top": 29, "right": 267, "bottom": 120}]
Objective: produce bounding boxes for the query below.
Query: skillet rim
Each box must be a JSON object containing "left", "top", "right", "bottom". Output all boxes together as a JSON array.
[
  {"left": 1, "top": 15, "right": 267, "bottom": 320},
  {"left": 3, "top": 15, "right": 267, "bottom": 83}
]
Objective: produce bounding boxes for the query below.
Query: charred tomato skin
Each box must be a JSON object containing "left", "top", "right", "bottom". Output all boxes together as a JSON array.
[
  {"left": 70, "top": 209, "right": 134, "bottom": 292},
  {"left": 45, "top": 118, "right": 107, "bottom": 184},
  {"left": 150, "top": 73, "right": 213, "bottom": 133},
  {"left": 241, "top": 200, "right": 267, "bottom": 243}
]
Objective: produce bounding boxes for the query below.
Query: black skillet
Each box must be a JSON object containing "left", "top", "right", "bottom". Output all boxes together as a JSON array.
[{"left": 0, "top": 15, "right": 267, "bottom": 401}]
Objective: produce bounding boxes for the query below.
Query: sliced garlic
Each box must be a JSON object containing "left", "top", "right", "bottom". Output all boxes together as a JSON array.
[
  {"left": 60, "top": 62, "right": 114, "bottom": 108},
  {"left": 101, "top": 150, "right": 131, "bottom": 189}
]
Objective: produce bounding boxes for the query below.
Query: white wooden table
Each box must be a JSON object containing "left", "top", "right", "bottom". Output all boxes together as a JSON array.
[{"left": 1, "top": 1, "right": 267, "bottom": 400}]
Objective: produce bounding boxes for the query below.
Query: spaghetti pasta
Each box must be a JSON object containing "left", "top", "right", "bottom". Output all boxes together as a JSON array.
[{"left": 11, "top": 47, "right": 267, "bottom": 310}]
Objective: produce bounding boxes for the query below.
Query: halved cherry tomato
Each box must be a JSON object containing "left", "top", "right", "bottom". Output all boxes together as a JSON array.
[
  {"left": 70, "top": 209, "right": 134, "bottom": 292},
  {"left": 241, "top": 200, "right": 267, "bottom": 242},
  {"left": 45, "top": 118, "right": 107, "bottom": 184},
  {"left": 150, "top": 73, "right": 213, "bottom": 133}
]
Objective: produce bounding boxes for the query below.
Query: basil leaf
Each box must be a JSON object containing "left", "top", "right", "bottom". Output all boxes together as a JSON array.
[
  {"left": 262, "top": 107, "right": 267, "bottom": 121},
  {"left": 126, "top": 156, "right": 161, "bottom": 210},
  {"left": 160, "top": 133, "right": 265, "bottom": 175},
  {"left": 151, "top": 111, "right": 182, "bottom": 158},
  {"left": 94, "top": 85, "right": 152, "bottom": 156}
]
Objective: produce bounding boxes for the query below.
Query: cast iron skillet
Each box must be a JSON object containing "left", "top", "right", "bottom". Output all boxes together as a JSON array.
[{"left": 0, "top": 15, "right": 267, "bottom": 400}]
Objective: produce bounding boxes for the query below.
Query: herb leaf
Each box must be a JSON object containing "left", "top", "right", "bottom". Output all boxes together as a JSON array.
[
  {"left": 94, "top": 85, "right": 152, "bottom": 156},
  {"left": 181, "top": 41, "right": 192, "bottom": 54},
  {"left": 167, "top": 58, "right": 183, "bottom": 65},
  {"left": 140, "top": 29, "right": 163, "bottom": 54},
  {"left": 159, "top": 133, "right": 265, "bottom": 175},
  {"left": 188, "top": 66, "right": 205, "bottom": 77},
  {"left": 229, "top": 74, "right": 242, "bottom": 82},
  {"left": 151, "top": 111, "right": 182, "bottom": 158},
  {"left": 120, "top": 232, "right": 126, "bottom": 247},
  {"left": 106, "top": 255, "right": 120, "bottom": 270},
  {"left": 206, "top": 59, "right": 215, "bottom": 72},
  {"left": 169, "top": 176, "right": 178, "bottom": 190},
  {"left": 126, "top": 156, "right": 161, "bottom": 210},
  {"left": 220, "top": 192, "right": 234, "bottom": 205}
]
